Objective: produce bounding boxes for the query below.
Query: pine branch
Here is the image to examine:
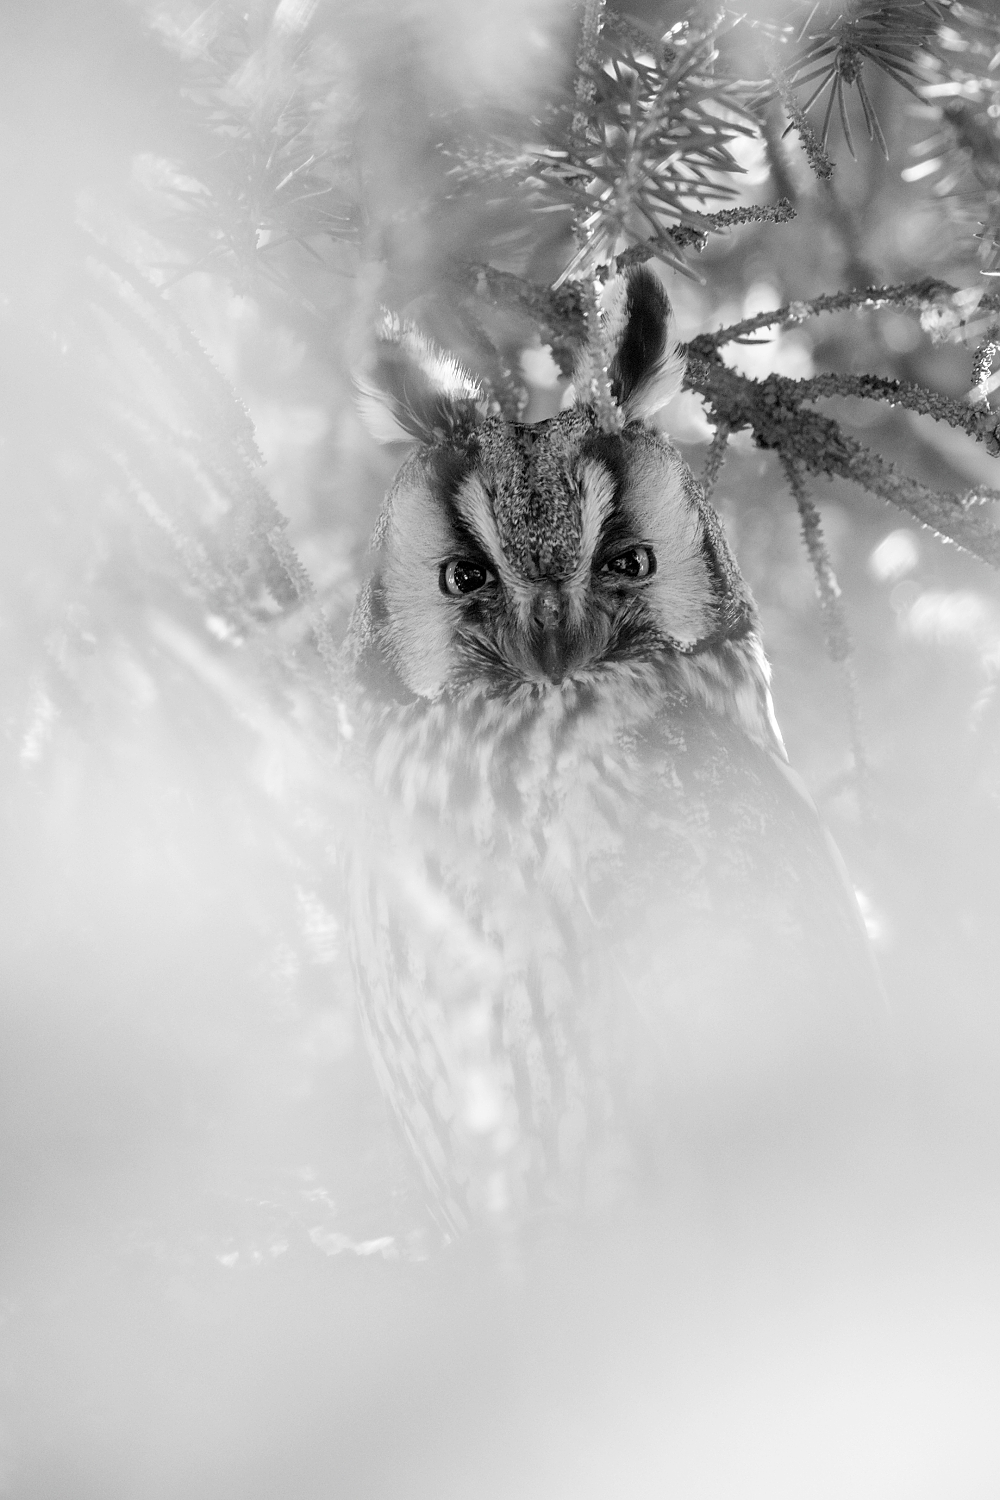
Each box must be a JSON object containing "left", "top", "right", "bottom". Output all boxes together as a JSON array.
[
  {"left": 902, "top": 6, "right": 1000, "bottom": 270},
  {"left": 792, "top": 369, "right": 998, "bottom": 443},
  {"left": 840, "top": 446, "right": 1000, "bottom": 555},
  {"left": 82, "top": 237, "right": 342, "bottom": 673},
  {"left": 780, "top": 455, "right": 852, "bottom": 662},
  {"left": 776, "top": 0, "right": 950, "bottom": 161},
  {"left": 701, "top": 278, "right": 1000, "bottom": 348},
  {"left": 768, "top": 49, "right": 835, "bottom": 179},
  {"left": 694, "top": 200, "right": 798, "bottom": 234},
  {"left": 144, "top": 5, "right": 361, "bottom": 293},
  {"left": 452, "top": 300, "right": 527, "bottom": 422},
  {"left": 610, "top": 200, "right": 796, "bottom": 262},
  {"left": 448, "top": 264, "right": 585, "bottom": 378},
  {"left": 684, "top": 344, "right": 1000, "bottom": 567},
  {"left": 571, "top": 0, "right": 607, "bottom": 156},
  {"left": 971, "top": 325, "right": 1000, "bottom": 406},
  {"left": 446, "top": 262, "right": 1000, "bottom": 529},
  {"left": 780, "top": 453, "right": 870, "bottom": 816},
  {"left": 701, "top": 422, "right": 730, "bottom": 497},
  {"left": 575, "top": 278, "right": 620, "bottom": 432},
  {"left": 545, "top": 6, "right": 758, "bottom": 281}
]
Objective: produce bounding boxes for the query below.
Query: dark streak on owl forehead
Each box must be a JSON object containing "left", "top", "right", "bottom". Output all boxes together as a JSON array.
[
  {"left": 426, "top": 443, "right": 485, "bottom": 558},
  {"left": 475, "top": 409, "right": 603, "bottom": 580}
]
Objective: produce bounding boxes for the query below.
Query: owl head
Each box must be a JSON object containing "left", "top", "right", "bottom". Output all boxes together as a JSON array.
[{"left": 350, "top": 269, "right": 776, "bottom": 747}]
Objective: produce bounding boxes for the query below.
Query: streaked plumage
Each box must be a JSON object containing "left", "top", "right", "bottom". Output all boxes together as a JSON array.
[{"left": 346, "top": 268, "right": 881, "bottom": 1234}]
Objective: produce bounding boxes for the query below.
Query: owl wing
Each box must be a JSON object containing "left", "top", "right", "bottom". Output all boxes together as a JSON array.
[
  {"left": 348, "top": 691, "right": 885, "bottom": 1230},
  {"left": 347, "top": 775, "right": 593, "bottom": 1235},
  {"left": 586, "top": 694, "right": 885, "bottom": 1130}
]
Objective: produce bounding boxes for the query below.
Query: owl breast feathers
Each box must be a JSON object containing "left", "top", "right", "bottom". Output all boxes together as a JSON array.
[{"left": 345, "top": 269, "right": 883, "bottom": 1235}]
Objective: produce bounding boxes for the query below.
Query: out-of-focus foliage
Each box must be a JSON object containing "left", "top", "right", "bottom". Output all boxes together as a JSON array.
[
  {"left": 3, "top": 0, "right": 1000, "bottom": 1494},
  {"left": 145, "top": 9, "right": 362, "bottom": 287},
  {"left": 125, "top": 0, "right": 1000, "bottom": 667}
]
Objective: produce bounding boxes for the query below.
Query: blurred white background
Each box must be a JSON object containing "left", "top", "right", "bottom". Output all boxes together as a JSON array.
[{"left": 1, "top": 1, "right": 999, "bottom": 1493}]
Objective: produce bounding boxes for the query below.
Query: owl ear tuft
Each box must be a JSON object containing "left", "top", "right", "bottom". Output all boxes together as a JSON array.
[
  {"left": 356, "top": 312, "right": 485, "bottom": 446},
  {"left": 601, "top": 267, "right": 685, "bottom": 422}
]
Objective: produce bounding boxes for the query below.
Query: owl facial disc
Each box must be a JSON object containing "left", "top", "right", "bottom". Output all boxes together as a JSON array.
[{"left": 350, "top": 268, "right": 763, "bottom": 715}]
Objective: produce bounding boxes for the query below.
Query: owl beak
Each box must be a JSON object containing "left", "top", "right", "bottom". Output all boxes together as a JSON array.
[{"left": 530, "top": 582, "right": 569, "bottom": 683}]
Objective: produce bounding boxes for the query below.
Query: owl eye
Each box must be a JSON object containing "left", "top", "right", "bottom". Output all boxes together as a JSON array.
[
  {"left": 440, "top": 558, "right": 496, "bottom": 597},
  {"left": 602, "top": 546, "right": 656, "bottom": 580}
]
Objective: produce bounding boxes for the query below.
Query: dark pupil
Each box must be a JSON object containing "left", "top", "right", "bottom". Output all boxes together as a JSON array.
[
  {"left": 609, "top": 549, "right": 644, "bottom": 577},
  {"left": 452, "top": 561, "right": 488, "bottom": 593}
]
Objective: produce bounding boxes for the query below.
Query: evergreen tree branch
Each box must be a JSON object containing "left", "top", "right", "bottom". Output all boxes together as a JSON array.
[
  {"left": 452, "top": 300, "right": 527, "bottom": 422},
  {"left": 701, "top": 422, "right": 730, "bottom": 498},
  {"left": 449, "top": 264, "right": 584, "bottom": 378},
  {"left": 791, "top": 370, "right": 998, "bottom": 444},
  {"left": 780, "top": 455, "right": 851, "bottom": 663},
  {"left": 770, "top": 0, "right": 953, "bottom": 165},
  {"left": 701, "top": 279, "right": 1000, "bottom": 349},
  {"left": 83, "top": 238, "right": 341, "bottom": 674},
  {"left": 571, "top": 0, "right": 607, "bottom": 156},
  {"left": 611, "top": 201, "right": 797, "bottom": 261},
  {"left": 575, "top": 278, "right": 620, "bottom": 432},
  {"left": 684, "top": 345, "right": 1000, "bottom": 567},
  {"left": 546, "top": 6, "right": 757, "bottom": 281},
  {"left": 780, "top": 454, "right": 870, "bottom": 817},
  {"left": 971, "top": 325, "right": 1000, "bottom": 407},
  {"left": 756, "top": 97, "right": 800, "bottom": 204},
  {"left": 769, "top": 50, "right": 835, "bottom": 180}
]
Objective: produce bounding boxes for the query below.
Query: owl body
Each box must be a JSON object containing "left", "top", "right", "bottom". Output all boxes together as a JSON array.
[{"left": 347, "top": 272, "right": 881, "bottom": 1233}]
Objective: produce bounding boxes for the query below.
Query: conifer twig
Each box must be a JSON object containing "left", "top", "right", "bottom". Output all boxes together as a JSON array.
[
  {"left": 781, "top": 455, "right": 870, "bottom": 816},
  {"left": 701, "top": 279, "right": 1000, "bottom": 349},
  {"left": 453, "top": 302, "right": 526, "bottom": 422},
  {"left": 571, "top": 0, "right": 607, "bottom": 156},
  {"left": 575, "top": 278, "right": 619, "bottom": 432},
  {"left": 683, "top": 347, "right": 1000, "bottom": 566},
  {"left": 614, "top": 201, "right": 796, "bottom": 261},
  {"left": 781, "top": 456, "right": 851, "bottom": 663},
  {"left": 792, "top": 370, "right": 997, "bottom": 442},
  {"left": 450, "top": 264, "right": 584, "bottom": 377},
  {"left": 701, "top": 423, "right": 730, "bottom": 497},
  {"left": 971, "top": 325, "right": 1000, "bottom": 407},
  {"left": 769, "top": 51, "right": 835, "bottom": 181}
]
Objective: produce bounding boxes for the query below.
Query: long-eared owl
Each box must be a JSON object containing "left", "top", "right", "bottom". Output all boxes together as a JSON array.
[{"left": 345, "top": 269, "right": 882, "bottom": 1236}]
